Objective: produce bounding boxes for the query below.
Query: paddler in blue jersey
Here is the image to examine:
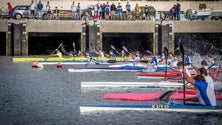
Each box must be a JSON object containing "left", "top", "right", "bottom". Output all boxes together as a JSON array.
[
  {"left": 182, "top": 68, "right": 216, "bottom": 106},
  {"left": 184, "top": 52, "right": 191, "bottom": 68},
  {"left": 150, "top": 52, "right": 159, "bottom": 65},
  {"left": 107, "top": 50, "right": 116, "bottom": 63},
  {"left": 85, "top": 51, "right": 93, "bottom": 62}
]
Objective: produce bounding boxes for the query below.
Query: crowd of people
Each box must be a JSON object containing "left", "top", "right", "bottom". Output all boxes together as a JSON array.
[{"left": 6, "top": 0, "right": 184, "bottom": 23}]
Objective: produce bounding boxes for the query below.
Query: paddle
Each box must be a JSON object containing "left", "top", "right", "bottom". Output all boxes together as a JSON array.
[
  {"left": 179, "top": 42, "right": 186, "bottom": 105},
  {"left": 122, "top": 46, "right": 130, "bottom": 54},
  {"left": 111, "top": 45, "right": 120, "bottom": 55},
  {"left": 72, "top": 42, "right": 76, "bottom": 61},
  {"left": 44, "top": 43, "right": 63, "bottom": 61},
  {"left": 159, "top": 82, "right": 189, "bottom": 101},
  {"left": 123, "top": 46, "right": 149, "bottom": 63},
  {"left": 164, "top": 47, "right": 169, "bottom": 81},
  {"left": 145, "top": 50, "right": 152, "bottom": 54},
  {"left": 159, "top": 44, "right": 185, "bottom": 101}
]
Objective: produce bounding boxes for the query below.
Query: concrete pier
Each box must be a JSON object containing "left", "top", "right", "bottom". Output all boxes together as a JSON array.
[{"left": 0, "top": 20, "right": 221, "bottom": 56}]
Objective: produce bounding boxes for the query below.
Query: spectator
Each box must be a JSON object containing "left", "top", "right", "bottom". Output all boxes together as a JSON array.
[
  {"left": 117, "top": 3, "right": 122, "bottom": 20},
  {"left": 94, "top": 4, "right": 99, "bottom": 14},
  {"left": 30, "top": 1, "right": 36, "bottom": 19},
  {"left": 105, "top": 2, "right": 110, "bottom": 20},
  {"left": 46, "top": 1, "right": 50, "bottom": 10},
  {"left": 170, "top": 4, "right": 177, "bottom": 20},
  {"left": 93, "top": 12, "right": 99, "bottom": 25},
  {"left": 176, "top": 3, "right": 181, "bottom": 20},
  {"left": 82, "top": 12, "right": 90, "bottom": 25},
  {"left": 37, "top": 0, "right": 43, "bottom": 19},
  {"left": 71, "top": 1, "right": 76, "bottom": 20},
  {"left": 7, "top": 2, "right": 13, "bottom": 19},
  {"left": 47, "top": 7, "right": 53, "bottom": 20},
  {"left": 110, "top": 2, "right": 116, "bottom": 20},
  {"left": 76, "top": 3, "right": 81, "bottom": 20},
  {"left": 53, "top": 6, "right": 59, "bottom": 20},
  {"left": 125, "top": 1, "right": 131, "bottom": 16},
  {"left": 101, "top": 3, "right": 105, "bottom": 20},
  {"left": 135, "top": 3, "right": 140, "bottom": 20},
  {"left": 144, "top": 5, "right": 149, "bottom": 20}
]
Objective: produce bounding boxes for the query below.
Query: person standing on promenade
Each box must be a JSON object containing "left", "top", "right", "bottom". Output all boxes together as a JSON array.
[
  {"left": 45, "top": 1, "right": 50, "bottom": 11},
  {"left": 105, "top": 1, "right": 110, "bottom": 20},
  {"left": 93, "top": 12, "right": 99, "bottom": 25},
  {"left": 117, "top": 3, "right": 122, "bottom": 20},
  {"left": 71, "top": 1, "right": 76, "bottom": 20},
  {"left": 101, "top": 3, "right": 105, "bottom": 20},
  {"left": 30, "top": 1, "right": 36, "bottom": 19},
  {"left": 125, "top": 1, "right": 131, "bottom": 18},
  {"left": 144, "top": 4, "right": 149, "bottom": 20},
  {"left": 176, "top": 3, "right": 181, "bottom": 20},
  {"left": 53, "top": 6, "right": 59, "bottom": 20},
  {"left": 170, "top": 4, "right": 177, "bottom": 20},
  {"left": 135, "top": 3, "right": 140, "bottom": 20},
  {"left": 7, "top": 2, "right": 13, "bottom": 19},
  {"left": 76, "top": 3, "right": 81, "bottom": 20},
  {"left": 37, "top": 0, "right": 43, "bottom": 19},
  {"left": 110, "top": 2, "right": 116, "bottom": 20}
]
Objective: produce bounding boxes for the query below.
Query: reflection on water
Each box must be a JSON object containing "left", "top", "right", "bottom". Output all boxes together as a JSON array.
[{"left": 0, "top": 57, "right": 222, "bottom": 124}]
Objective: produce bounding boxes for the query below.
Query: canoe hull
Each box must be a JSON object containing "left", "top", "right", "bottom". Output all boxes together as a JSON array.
[
  {"left": 80, "top": 104, "right": 222, "bottom": 113},
  {"left": 81, "top": 81, "right": 184, "bottom": 88}
]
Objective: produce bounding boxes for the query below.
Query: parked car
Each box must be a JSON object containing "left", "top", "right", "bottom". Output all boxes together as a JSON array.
[
  {"left": 12, "top": 5, "right": 48, "bottom": 20},
  {"left": 81, "top": 6, "right": 95, "bottom": 19},
  {"left": 0, "top": 7, "right": 10, "bottom": 19},
  {"left": 13, "top": 5, "right": 31, "bottom": 19}
]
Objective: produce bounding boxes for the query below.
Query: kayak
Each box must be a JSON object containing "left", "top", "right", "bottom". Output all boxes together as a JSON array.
[
  {"left": 68, "top": 66, "right": 144, "bottom": 72},
  {"left": 80, "top": 104, "right": 222, "bottom": 113},
  {"left": 81, "top": 81, "right": 184, "bottom": 88},
  {"left": 39, "top": 61, "right": 109, "bottom": 65},
  {"left": 13, "top": 57, "right": 137, "bottom": 63},
  {"left": 109, "top": 63, "right": 146, "bottom": 68},
  {"left": 104, "top": 92, "right": 222, "bottom": 101},
  {"left": 137, "top": 72, "right": 182, "bottom": 79}
]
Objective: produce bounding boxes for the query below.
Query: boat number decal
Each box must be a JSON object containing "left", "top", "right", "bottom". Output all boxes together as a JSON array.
[
  {"left": 152, "top": 105, "right": 169, "bottom": 109},
  {"left": 154, "top": 82, "right": 158, "bottom": 85}
]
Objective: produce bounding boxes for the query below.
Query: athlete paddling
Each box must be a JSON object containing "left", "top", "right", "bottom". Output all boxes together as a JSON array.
[{"left": 182, "top": 68, "right": 216, "bottom": 106}]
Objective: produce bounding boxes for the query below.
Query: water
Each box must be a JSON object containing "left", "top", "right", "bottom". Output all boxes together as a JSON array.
[{"left": 0, "top": 57, "right": 222, "bottom": 125}]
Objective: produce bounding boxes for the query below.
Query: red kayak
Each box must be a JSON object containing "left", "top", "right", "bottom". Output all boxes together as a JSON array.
[
  {"left": 137, "top": 72, "right": 182, "bottom": 79},
  {"left": 137, "top": 72, "right": 196, "bottom": 79},
  {"left": 104, "top": 90, "right": 222, "bottom": 101}
]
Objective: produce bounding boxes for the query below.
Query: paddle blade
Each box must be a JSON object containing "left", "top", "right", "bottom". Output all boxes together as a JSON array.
[
  {"left": 146, "top": 50, "right": 152, "bottom": 54},
  {"left": 111, "top": 45, "right": 116, "bottom": 51},
  {"left": 73, "top": 42, "right": 75, "bottom": 49},
  {"left": 159, "top": 90, "right": 176, "bottom": 101},
  {"left": 122, "top": 46, "right": 129, "bottom": 53},
  {"left": 164, "top": 47, "right": 168, "bottom": 58}
]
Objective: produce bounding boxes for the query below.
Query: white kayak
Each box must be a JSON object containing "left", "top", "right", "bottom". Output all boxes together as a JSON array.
[
  {"left": 81, "top": 81, "right": 185, "bottom": 88},
  {"left": 80, "top": 104, "right": 222, "bottom": 114}
]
